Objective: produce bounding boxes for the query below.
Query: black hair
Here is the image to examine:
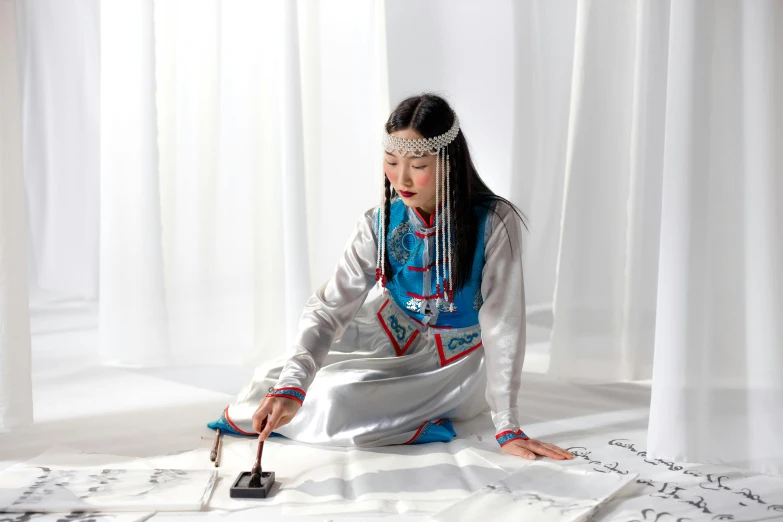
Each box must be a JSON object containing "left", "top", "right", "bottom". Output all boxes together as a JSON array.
[{"left": 382, "top": 93, "right": 528, "bottom": 294}]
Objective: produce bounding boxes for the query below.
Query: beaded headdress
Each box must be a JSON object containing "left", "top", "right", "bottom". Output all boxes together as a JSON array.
[{"left": 377, "top": 112, "right": 460, "bottom": 313}]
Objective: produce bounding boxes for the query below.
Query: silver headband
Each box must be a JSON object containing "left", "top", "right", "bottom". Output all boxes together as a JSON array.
[
  {"left": 377, "top": 112, "right": 460, "bottom": 313},
  {"left": 381, "top": 113, "right": 460, "bottom": 156}
]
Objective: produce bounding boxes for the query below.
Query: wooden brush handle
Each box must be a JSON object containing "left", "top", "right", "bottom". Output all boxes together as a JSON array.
[
  {"left": 210, "top": 428, "right": 221, "bottom": 461},
  {"left": 251, "top": 417, "right": 267, "bottom": 474}
]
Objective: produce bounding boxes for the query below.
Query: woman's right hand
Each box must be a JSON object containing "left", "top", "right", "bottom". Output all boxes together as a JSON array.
[{"left": 252, "top": 395, "right": 302, "bottom": 441}]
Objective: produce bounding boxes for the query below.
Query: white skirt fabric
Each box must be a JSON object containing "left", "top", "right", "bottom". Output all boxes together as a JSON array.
[{"left": 211, "top": 288, "right": 490, "bottom": 447}]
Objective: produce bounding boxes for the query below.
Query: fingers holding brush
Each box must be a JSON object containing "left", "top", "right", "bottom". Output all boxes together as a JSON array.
[
  {"left": 258, "top": 408, "right": 281, "bottom": 442},
  {"left": 251, "top": 398, "right": 273, "bottom": 433},
  {"left": 253, "top": 396, "right": 300, "bottom": 441}
]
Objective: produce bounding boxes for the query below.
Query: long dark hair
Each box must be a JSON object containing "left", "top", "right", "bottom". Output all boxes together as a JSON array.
[{"left": 383, "top": 93, "right": 528, "bottom": 294}]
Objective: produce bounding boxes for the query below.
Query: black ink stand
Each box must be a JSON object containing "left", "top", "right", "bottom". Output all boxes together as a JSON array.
[
  {"left": 229, "top": 470, "right": 275, "bottom": 499},
  {"left": 230, "top": 418, "right": 275, "bottom": 499}
]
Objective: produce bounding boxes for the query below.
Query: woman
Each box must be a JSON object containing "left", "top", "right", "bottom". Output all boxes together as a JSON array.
[{"left": 209, "top": 93, "right": 573, "bottom": 460}]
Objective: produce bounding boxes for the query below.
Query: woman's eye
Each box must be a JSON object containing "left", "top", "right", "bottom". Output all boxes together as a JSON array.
[
  {"left": 386, "top": 161, "right": 397, "bottom": 166},
  {"left": 413, "top": 165, "right": 426, "bottom": 170}
]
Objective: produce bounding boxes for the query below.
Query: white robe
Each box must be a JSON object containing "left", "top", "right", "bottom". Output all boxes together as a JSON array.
[{"left": 218, "top": 199, "right": 528, "bottom": 447}]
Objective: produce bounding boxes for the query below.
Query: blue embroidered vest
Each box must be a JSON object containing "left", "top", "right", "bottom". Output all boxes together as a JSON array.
[{"left": 374, "top": 197, "right": 490, "bottom": 329}]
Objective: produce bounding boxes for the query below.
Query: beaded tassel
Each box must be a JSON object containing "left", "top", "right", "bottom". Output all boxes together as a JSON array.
[
  {"left": 434, "top": 148, "right": 441, "bottom": 308},
  {"left": 446, "top": 150, "right": 455, "bottom": 311},
  {"left": 440, "top": 147, "right": 449, "bottom": 304},
  {"left": 376, "top": 174, "right": 387, "bottom": 290},
  {"left": 380, "top": 111, "right": 461, "bottom": 312}
]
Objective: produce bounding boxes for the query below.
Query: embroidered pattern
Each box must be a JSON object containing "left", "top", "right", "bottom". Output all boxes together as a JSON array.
[
  {"left": 381, "top": 198, "right": 492, "bottom": 329},
  {"left": 473, "top": 288, "right": 484, "bottom": 311},
  {"left": 495, "top": 429, "right": 530, "bottom": 447},
  {"left": 406, "top": 296, "right": 425, "bottom": 313},
  {"left": 377, "top": 298, "right": 420, "bottom": 356},
  {"left": 437, "top": 299, "right": 457, "bottom": 313},
  {"left": 388, "top": 221, "right": 417, "bottom": 264},
  {"left": 266, "top": 387, "right": 306, "bottom": 406},
  {"left": 434, "top": 326, "right": 483, "bottom": 366}
]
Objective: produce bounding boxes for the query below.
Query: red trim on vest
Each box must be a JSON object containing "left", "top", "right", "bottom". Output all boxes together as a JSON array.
[
  {"left": 376, "top": 298, "right": 420, "bottom": 356},
  {"left": 407, "top": 257, "right": 449, "bottom": 272},
  {"left": 412, "top": 201, "right": 445, "bottom": 228},
  {"left": 434, "top": 334, "right": 483, "bottom": 366},
  {"left": 405, "top": 291, "right": 444, "bottom": 300}
]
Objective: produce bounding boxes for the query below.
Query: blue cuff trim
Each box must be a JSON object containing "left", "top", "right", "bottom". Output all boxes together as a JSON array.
[
  {"left": 496, "top": 429, "right": 530, "bottom": 447},
  {"left": 266, "top": 386, "right": 306, "bottom": 405}
]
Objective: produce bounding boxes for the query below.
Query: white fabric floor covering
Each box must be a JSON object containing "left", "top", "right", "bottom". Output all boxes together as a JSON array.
[{"left": 1, "top": 326, "right": 782, "bottom": 521}]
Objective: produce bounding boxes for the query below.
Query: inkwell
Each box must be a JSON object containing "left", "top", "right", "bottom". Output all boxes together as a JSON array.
[{"left": 229, "top": 417, "right": 275, "bottom": 498}]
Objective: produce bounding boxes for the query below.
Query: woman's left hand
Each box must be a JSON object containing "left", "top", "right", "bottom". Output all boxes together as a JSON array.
[{"left": 499, "top": 438, "right": 574, "bottom": 460}]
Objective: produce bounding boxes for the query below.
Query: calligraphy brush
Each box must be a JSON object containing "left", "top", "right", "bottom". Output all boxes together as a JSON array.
[
  {"left": 210, "top": 428, "right": 221, "bottom": 462},
  {"left": 248, "top": 417, "right": 267, "bottom": 488},
  {"left": 214, "top": 430, "right": 224, "bottom": 468}
]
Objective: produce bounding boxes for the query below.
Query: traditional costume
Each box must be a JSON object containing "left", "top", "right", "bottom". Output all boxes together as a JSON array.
[{"left": 209, "top": 113, "right": 529, "bottom": 448}]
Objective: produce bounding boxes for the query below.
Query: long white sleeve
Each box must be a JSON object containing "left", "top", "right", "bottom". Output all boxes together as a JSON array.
[
  {"left": 478, "top": 200, "right": 530, "bottom": 446},
  {"left": 273, "top": 207, "right": 379, "bottom": 397}
]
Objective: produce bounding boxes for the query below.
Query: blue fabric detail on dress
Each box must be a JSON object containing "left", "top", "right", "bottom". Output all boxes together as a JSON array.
[
  {"left": 269, "top": 388, "right": 306, "bottom": 403},
  {"left": 206, "top": 411, "right": 284, "bottom": 438},
  {"left": 377, "top": 198, "right": 492, "bottom": 329},
  {"left": 496, "top": 430, "right": 529, "bottom": 446},
  {"left": 407, "top": 419, "right": 457, "bottom": 444}
]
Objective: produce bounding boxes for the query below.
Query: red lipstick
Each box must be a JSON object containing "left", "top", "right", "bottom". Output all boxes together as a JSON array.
[{"left": 399, "top": 190, "right": 416, "bottom": 198}]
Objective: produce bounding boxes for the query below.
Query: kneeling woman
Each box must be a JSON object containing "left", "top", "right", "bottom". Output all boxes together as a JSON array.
[{"left": 210, "top": 93, "right": 573, "bottom": 461}]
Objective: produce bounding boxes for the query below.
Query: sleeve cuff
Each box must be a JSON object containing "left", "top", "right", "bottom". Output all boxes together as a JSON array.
[
  {"left": 266, "top": 386, "right": 306, "bottom": 406},
  {"left": 495, "top": 428, "right": 530, "bottom": 447}
]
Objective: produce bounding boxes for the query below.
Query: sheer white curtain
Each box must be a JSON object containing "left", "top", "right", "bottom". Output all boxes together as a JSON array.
[
  {"left": 547, "top": 0, "right": 668, "bottom": 382},
  {"left": 648, "top": 0, "right": 783, "bottom": 475},
  {"left": 99, "top": 0, "right": 389, "bottom": 367},
  {"left": 6, "top": 0, "right": 782, "bottom": 475},
  {"left": 0, "top": 0, "right": 32, "bottom": 431},
  {"left": 545, "top": 0, "right": 783, "bottom": 474}
]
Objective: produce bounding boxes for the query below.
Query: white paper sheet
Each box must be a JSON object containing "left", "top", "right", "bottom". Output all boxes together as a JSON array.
[
  {"left": 4, "top": 446, "right": 148, "bottom": 472},
  {"left": 464, "top": 431, "right": 783, "bottom": 522},
  {"left": 0, "top": 468, "right": 216, "bottom": 513},
  {"left": 281, "top": 499, "right": 456, "bottom": 517},
  {"left": 15, "top": 431, "right": 783, "bottom": 521},
  {"left": 145, "top": 436, "right": 510, "bottom": 512},
  {"left": 6, "top": 440, "right": 508, "bottom": 516},
  {"left": 561, "top": 435, "right": 783, "bottom": 522},
  {"left": 0, "top": 513, "right": 153, "bottom": 522},
  {"left": 430, "top": 460, "right": 637, "bottom": 522}
]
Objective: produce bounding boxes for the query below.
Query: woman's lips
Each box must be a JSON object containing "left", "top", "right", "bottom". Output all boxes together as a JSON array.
[{"left": 399, "top": 191, "right": 416, "bottom": 197}]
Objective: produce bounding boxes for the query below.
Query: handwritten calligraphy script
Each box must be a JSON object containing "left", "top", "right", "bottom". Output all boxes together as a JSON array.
[
  {"left": 480, "top": 484, "right": 597, "bottom": 515},
  {"left": 565, "top": 439, "right": 783, "bottom": 521}
]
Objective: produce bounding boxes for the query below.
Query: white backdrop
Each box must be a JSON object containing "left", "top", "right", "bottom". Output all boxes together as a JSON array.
[
  {"left": 0, "top": 0, "right": 32, "bottom": 431},
  {"left": 3, "top": 0, "right": 782, "bottom": 475},
  {"left": 647, "top": 0, "right": 783, "bottom": 475},
  {"left": 99, "top": 0, "right": 389, "bottom": 366}
]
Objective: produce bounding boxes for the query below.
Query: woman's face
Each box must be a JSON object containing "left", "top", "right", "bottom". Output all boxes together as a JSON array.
[{"left": 383, "top": 128, "right": 440, "bottom": 213}]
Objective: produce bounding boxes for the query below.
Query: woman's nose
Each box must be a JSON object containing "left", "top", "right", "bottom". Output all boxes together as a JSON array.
[{"left": 399, "top": 167, "right": 413, "bottom": 186}]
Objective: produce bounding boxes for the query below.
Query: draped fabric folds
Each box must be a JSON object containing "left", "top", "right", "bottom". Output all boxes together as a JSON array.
[{"left": 4, "top": 0, "right": 782, "bottom": 474}]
